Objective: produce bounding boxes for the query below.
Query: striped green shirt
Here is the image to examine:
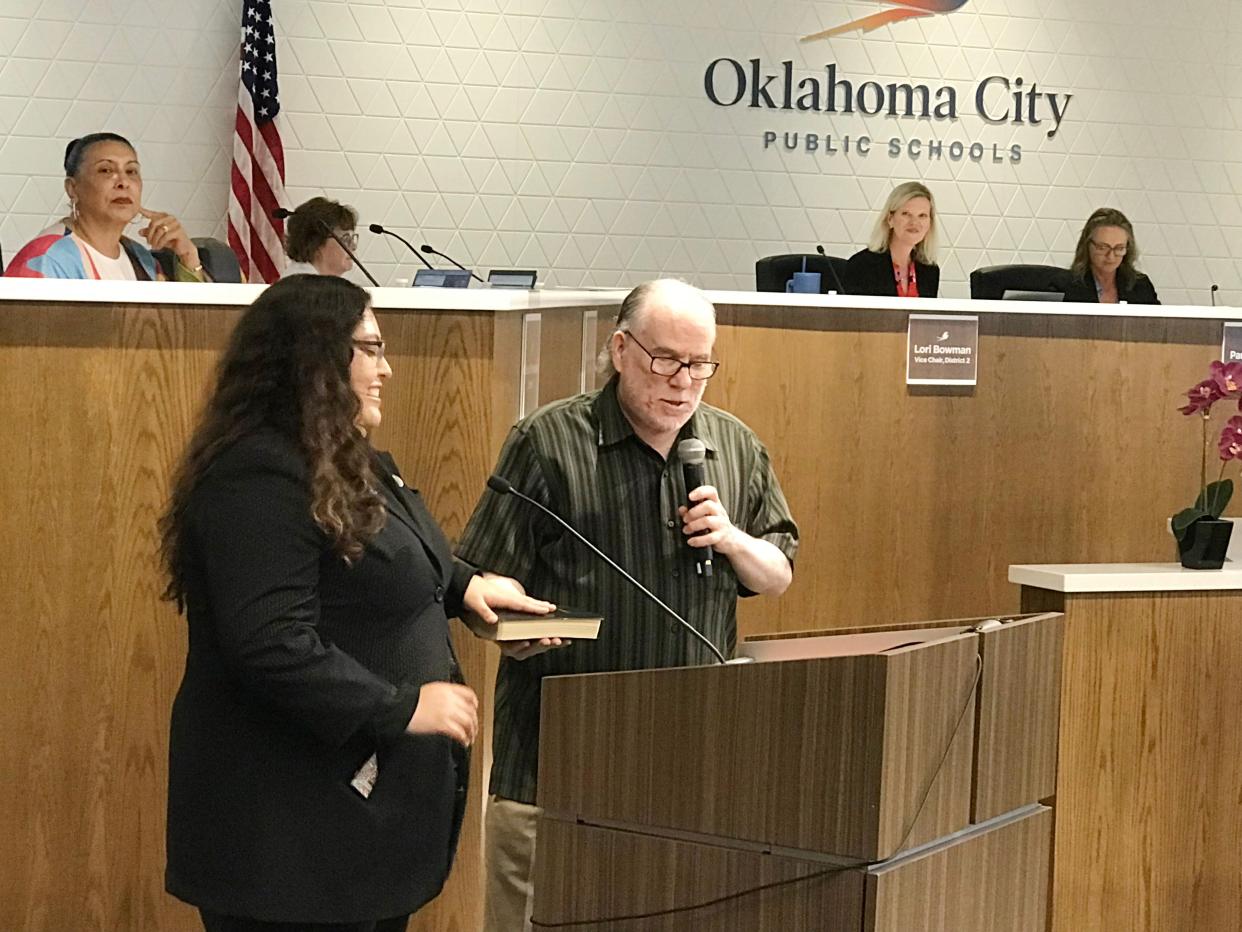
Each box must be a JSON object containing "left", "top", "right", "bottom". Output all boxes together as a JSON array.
[{"left": 456, "top": 377, "right": 799, "bottom": 804}]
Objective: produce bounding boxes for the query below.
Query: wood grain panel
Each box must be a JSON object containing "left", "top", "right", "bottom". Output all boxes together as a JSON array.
[
  {"left": 532, "top": 805, "right": 1049, "bottom": 931},
  {"left": 1019, "top": 588, "right": 1242, "bottom": 932},
  {"left": 0, "top": 303, "right": 235, "bottom": 932},
  {"left": 875, "top": 640, "right": 976, "bottom": 855},
  {"left": 971, "top": 614, "right": 1062, "bottom": 822},
  {"left": 533, "top": 817, "right": 867, "bottom": 932},
  {"left": 865, "top": 806, "right": 1052, "bottom": 932},
  {"left": 534, "top": 306, "right": 588, "bottom": 407},
  {"left": 0, "top": 299, "right": 524, "bottom": 932},
  {"left": 743, "top": 613, "right": 1062, "bottom": 826},
  {"left": 537, "top": 635, "right": 978, "bottom": 861}
]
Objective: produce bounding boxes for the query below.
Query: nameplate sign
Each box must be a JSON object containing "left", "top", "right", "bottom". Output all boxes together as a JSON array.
[
  {"left": 907, "top": 314, "right": 979, "bottom": 386},
  {"left": 1222, "top": 323, "right": 1242, "bottom": 364}
]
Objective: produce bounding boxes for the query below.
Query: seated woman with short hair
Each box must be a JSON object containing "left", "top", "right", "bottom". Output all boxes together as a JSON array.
[
  {"left": 5, "top": 132, "right": 205, "bottom": 280},
  {"left": 1062, "top": 208, "right": 1159, "bottom": 305},
  {"left": 282, "top": 196, "right": 358, "bottom": 277}
]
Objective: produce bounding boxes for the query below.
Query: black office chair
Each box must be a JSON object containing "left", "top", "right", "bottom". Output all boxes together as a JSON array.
[
  {"left": 969, "top": 264, "right": 1071, "bottom": 300},
  {"left": 152, "top": 236, "right": 244, "bottom": 282},
  {"left": 755, "top": 253, "right": 850, "bottom": 294}
]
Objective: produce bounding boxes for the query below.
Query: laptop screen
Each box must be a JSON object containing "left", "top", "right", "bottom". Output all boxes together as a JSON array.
[{"left": 413, "top": 268, "right": 472, "bottom": 288}]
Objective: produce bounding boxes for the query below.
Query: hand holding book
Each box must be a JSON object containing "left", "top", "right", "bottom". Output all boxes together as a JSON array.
[
  {"left": 459, "top": 572, "right": 592, "bottom": 659},
  {"left": 461, "top": 572, "right": 556, "bottom": 622}
]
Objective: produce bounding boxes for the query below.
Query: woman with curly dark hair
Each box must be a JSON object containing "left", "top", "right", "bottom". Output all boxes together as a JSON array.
[
  {"left": 1063, "top": 207, "right": 1160, "bottom": 304},
  {"left": 160, "top": 274, "right": 554, "bottom": 932}
]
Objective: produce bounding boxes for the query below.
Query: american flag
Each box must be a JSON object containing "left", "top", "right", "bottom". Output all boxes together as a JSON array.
[{"left": 228, "top": 0, "right": 286, "bottom": 283}]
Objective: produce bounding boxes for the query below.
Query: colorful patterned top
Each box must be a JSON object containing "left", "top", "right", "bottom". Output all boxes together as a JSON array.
[{"left": 5, "top": 223, "right": 160, "bottom": 280}]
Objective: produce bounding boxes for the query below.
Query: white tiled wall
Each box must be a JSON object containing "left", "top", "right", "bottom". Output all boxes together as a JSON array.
[{"left": 2, "top": 0, "right": 1241, "bottom": 303}]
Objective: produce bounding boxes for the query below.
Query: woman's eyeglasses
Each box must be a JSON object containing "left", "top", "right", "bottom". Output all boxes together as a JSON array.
[{"left": 1088, "top": 240, "right": 1128, "bottom": 257}]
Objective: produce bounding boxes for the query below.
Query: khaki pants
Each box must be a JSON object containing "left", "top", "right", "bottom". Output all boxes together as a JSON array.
[{"left": 483, "top": 795, "right": 541, "bottom": 932}]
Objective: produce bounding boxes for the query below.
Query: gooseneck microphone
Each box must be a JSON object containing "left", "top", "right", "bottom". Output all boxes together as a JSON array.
[
  {"left": 676, "top": 438, "right": 713, "bottom": 578},
  {"left": 485, "top": 475, "right": 727, "bottom": 665},
  {"left": 420, "top": 243, "right": 485, "bottom": 283},
  {"left": 816, "top": 244, "right": 849, "bottom": 295},
  {"left": 369, "top": 223, "right": 434, "bottom": 270},
  {"left": 271, "top": 206, "right": 379, "bottom": 287},
  {"left": 1211, "top": 284, "right": 1219, "bottom": 307}
]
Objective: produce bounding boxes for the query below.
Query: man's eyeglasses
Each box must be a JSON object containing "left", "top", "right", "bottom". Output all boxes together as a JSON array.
[
  {"left": 625, "top": 332, "right": 719, "bottom": 381},
  {"left": 352, "top": 339, "right": 385, "bottom": 362},
  {"left": 1088, "top": 239, "right": 1127, "bottom": 257},
  {"left": 336, "top": 231, "right": 360, "bottom": 250}
]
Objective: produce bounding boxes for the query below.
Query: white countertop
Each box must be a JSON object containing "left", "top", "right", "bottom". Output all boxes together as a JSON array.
[
  {"left": 706, "top": 289, "right": 1241, "bottom": 321},
  {"left": 0, "top": 277, "right": 628, "bottom": 310},
  {"left": 0, "top": 278, "right": 1237, "bottom": 321},
  {"left": 1009, "top": 562, "right": 1242, "bottom": 593}
]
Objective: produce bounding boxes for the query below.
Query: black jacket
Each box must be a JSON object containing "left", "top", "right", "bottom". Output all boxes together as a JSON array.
[
  {"left": 843, "top": 247, "right": 940, "bottom": 298},
  {"left": 166, "top": 430, "right": 474, "bottom": 923},
  {"left": 1061, "top": 269, "right": 1160, "bottom": 305}
]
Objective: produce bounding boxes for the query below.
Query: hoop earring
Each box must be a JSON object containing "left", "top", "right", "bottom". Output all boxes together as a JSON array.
[{"left": 69, "top": 199, "right": 79, "bottom": 222}]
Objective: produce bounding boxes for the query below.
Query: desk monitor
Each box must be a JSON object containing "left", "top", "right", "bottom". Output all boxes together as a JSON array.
[
  {"left": 1002, "top": 289, "right": 1064, "bottom": 302},
  {"left": 413, "top": 268, "right": 472, "bottom": 288},
  {"left": 488, "top": 269, "right": 538, "bottom": 289}
]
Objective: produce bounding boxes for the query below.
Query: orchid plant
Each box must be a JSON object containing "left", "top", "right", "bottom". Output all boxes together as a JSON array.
[{"left": 1173, "top": 361, "right": 1242, "bottom": 541}]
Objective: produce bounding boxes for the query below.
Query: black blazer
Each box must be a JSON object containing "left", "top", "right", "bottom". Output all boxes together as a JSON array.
[
  {"left": 1061, "top": 269, "right": 1160, "bottom": 305},
  {"left": 166, "top": 431, "right": 475, "bottom": 923},
  {"left": 843, "top": 247, "right": 940, "bottom": 298}
]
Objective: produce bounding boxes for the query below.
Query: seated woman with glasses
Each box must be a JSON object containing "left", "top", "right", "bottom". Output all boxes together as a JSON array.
[
  {"left": 282, "top": 196, "right": 360, "bottom": 278},
  {"left": 1062, "top": 207, "right": 1159, "bottom": 304}
]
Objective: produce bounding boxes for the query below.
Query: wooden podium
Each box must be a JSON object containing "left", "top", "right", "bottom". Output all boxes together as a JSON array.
[
  {"left": 1013, "top": 563, "right": 1242, "bottom": 932},
  {"left": 532, "top": 613, "right": 1062, "bottom": 931}
]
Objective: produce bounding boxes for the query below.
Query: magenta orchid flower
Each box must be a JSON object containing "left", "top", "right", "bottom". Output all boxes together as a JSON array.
[
  {"left": 1220, "top": 416, "right": 1242, "bottom": 462},
  {"left": 1209, "top": 360, "right": 1242, "bottom": 396},
  {"left": 1179, "top": 379, "right": 1224, "bottom": 415},
  {"left": 1174, "top": 362, "right": 1242, "bottom": 543}
]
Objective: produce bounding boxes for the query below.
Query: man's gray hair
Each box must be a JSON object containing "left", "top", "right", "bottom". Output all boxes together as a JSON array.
[{"left": 595, "top": 279, "right": 716, "bottom": 378}]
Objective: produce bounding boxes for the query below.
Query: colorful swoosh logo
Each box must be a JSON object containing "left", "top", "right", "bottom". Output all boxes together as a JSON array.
[{"left": 801, "top": 0, "right": 969, "bottom": 41}]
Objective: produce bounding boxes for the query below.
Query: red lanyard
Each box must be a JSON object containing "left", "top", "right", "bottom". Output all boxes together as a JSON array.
[{"left": 893, "top": 262, "right": 918, "bottom": 298}]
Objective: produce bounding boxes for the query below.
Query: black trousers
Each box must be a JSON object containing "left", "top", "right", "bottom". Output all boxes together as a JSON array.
[{"left": 200, "top": 910, "right": 409, "bottom": 932}]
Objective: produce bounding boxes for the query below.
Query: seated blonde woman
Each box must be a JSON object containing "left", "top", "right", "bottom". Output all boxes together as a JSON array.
[{"left": 843, "top": 181, "right": 941, "bottom": 298}]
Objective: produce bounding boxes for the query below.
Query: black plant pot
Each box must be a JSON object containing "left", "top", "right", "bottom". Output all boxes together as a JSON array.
[{"left": 1177, "top": 518, "right": 1233, "bottom": 569}]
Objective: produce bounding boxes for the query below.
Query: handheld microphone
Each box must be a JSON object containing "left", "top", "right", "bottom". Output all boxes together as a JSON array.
[
  {"left": 485, "top": 475, "right": 727, "bottom": 665},
  {"left": 369, "top": 223, "right": 434, "bottom": 270},
  {"left": 420, "top": 243, "right": 484, "bottom": 283},
  {"left": 1211, "top": 284, "right": 1219, "bottom": 307},
  {"left": 816, "top": 244, "right": 849, "bottom": 295},
  {"left": 271, "top": 207, "right": 379, "bottom": 287},
  {"left": 676, "top": 438, "right": 713, "bottom": 578}
]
